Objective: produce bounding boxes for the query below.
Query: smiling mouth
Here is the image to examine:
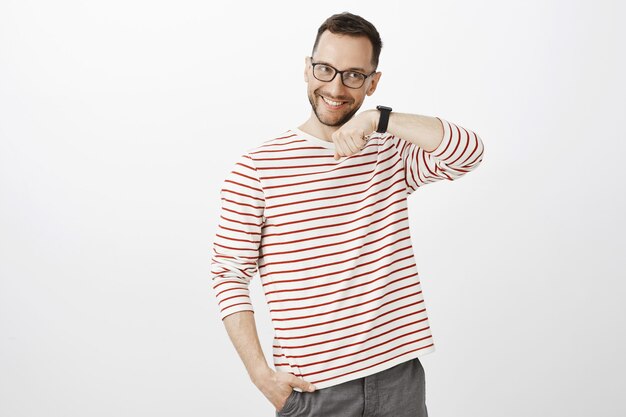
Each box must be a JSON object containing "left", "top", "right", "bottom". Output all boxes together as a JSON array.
[{"left": 320, "top": 95, "right": 348, "bottom": 109}]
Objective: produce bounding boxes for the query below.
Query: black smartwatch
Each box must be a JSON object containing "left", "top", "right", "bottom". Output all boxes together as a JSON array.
[{"left": 375, "top": 105, "right": 393, "bottom": 133}]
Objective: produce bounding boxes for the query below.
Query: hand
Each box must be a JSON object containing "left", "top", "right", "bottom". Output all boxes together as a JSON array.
[
  {"left": 332, "top": 110, "right": 377, "bottom": 160},
  {"left": 252, "top": 367, "right": 317, "bottom": 412}
]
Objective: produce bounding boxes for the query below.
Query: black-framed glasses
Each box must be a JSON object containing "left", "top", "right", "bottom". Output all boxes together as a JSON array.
[{"left": 309, "top": 56, "right": 376, "bottom": 89}]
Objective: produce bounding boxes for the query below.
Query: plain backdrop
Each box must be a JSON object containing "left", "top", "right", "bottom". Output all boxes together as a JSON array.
[{"left": 1, "top": 1, "right": 625, "bottom": 416}]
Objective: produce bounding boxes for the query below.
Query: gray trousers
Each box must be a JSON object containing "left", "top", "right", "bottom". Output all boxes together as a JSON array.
[{"left": 276, "top": 357, "right": 428, "bottom": 417}]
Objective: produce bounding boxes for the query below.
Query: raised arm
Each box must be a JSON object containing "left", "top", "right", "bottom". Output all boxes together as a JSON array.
[{"left": 376, "top": 112, "right": 484, "bottom": 194}]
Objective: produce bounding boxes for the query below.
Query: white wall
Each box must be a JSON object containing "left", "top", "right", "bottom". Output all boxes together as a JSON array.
[{"left": 1, "top": 1, "right": 624, "bottom": 416}]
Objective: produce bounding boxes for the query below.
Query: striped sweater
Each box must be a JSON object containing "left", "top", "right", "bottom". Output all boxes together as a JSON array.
[{"left": 210, "top": 117, "right": 484, "bottom": 391}]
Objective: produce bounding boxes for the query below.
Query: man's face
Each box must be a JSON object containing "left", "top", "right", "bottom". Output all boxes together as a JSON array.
[{"left": 304, "top": 30, "right": 381, "bottom": 127}]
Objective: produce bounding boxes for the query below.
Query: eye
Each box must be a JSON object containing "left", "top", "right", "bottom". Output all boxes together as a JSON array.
[
  {"left": 318, "top": 65, "right": 332, "bottom": 73},
  {"left": 346, "top": 72, "right": 363, "bottom": 80}
]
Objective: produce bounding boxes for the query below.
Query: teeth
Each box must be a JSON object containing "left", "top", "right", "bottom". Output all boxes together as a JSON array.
[{"left": 322, "top": 96, "right": 345, "bottom": 106}]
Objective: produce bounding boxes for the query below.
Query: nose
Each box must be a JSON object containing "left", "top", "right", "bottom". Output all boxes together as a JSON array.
[{"left": 327, "top": 73, "right": 348, "bottom": 98}]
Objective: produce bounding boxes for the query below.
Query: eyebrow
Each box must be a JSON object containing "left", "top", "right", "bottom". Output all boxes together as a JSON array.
[{"left": 315, "top": 60, "right": 367, "bottom": 73}]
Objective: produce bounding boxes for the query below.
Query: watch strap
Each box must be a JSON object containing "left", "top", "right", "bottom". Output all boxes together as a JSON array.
[{"left": 375, "top": 105, "right": 392, "bottom": 133}]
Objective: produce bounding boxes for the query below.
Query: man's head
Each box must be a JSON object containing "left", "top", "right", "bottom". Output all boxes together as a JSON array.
[{"left": 304, "top": 12, "right": 383, "bottom": 127}]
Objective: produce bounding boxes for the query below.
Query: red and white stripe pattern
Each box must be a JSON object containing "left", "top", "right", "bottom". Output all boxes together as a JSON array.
[{"left": 210, "top": 117, "right": 484, "bottom": 390}]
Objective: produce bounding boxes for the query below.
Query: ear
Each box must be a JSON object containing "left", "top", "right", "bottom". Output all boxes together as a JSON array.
[
  {"left": 304, "top": 55, "right": 310, "bottom": 83},
  {"left": 366, "top": 71, "right": 382, "bottom": 96}
]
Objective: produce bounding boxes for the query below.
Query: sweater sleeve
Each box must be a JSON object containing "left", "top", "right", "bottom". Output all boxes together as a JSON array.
[
  {"left": 393, "top": 117, "right": 485, "bottom": 195},
  {"left": 210, "top": 152, "right": 266, "bottom": 321}
]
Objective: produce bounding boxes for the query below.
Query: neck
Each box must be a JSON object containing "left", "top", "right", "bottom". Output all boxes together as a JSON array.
[{"left": 297, "top": 113, "right": 340, "bottom": 142}]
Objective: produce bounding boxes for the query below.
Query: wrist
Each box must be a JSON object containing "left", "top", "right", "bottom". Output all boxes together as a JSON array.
[
  {"left": 369, "top": 109, "right": 379, "bottom": 133},
  {"left": 250, "top": 364, "right": 273, "bottom": 386}
]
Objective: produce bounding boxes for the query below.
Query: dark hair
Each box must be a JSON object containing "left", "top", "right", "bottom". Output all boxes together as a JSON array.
[{"left": 312, "top": 12, "right": 383, "bottom": 71}]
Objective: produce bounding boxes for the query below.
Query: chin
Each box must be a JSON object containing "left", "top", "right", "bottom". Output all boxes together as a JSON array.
[{"left": 318, "top": 109, "right": 347, "bottom": 124}]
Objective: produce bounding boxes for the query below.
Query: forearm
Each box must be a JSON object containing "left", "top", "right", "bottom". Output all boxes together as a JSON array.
[
  {"left": 368, "top": 109, "right": 444, "bottom": 152},
  {"left": 222, "top": 311, "right": 272, "bottom": 386}
]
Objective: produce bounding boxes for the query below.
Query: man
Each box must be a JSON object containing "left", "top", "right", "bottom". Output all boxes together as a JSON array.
[{"left": 210, "top": 12, "right": 484, "bottom": 417}]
